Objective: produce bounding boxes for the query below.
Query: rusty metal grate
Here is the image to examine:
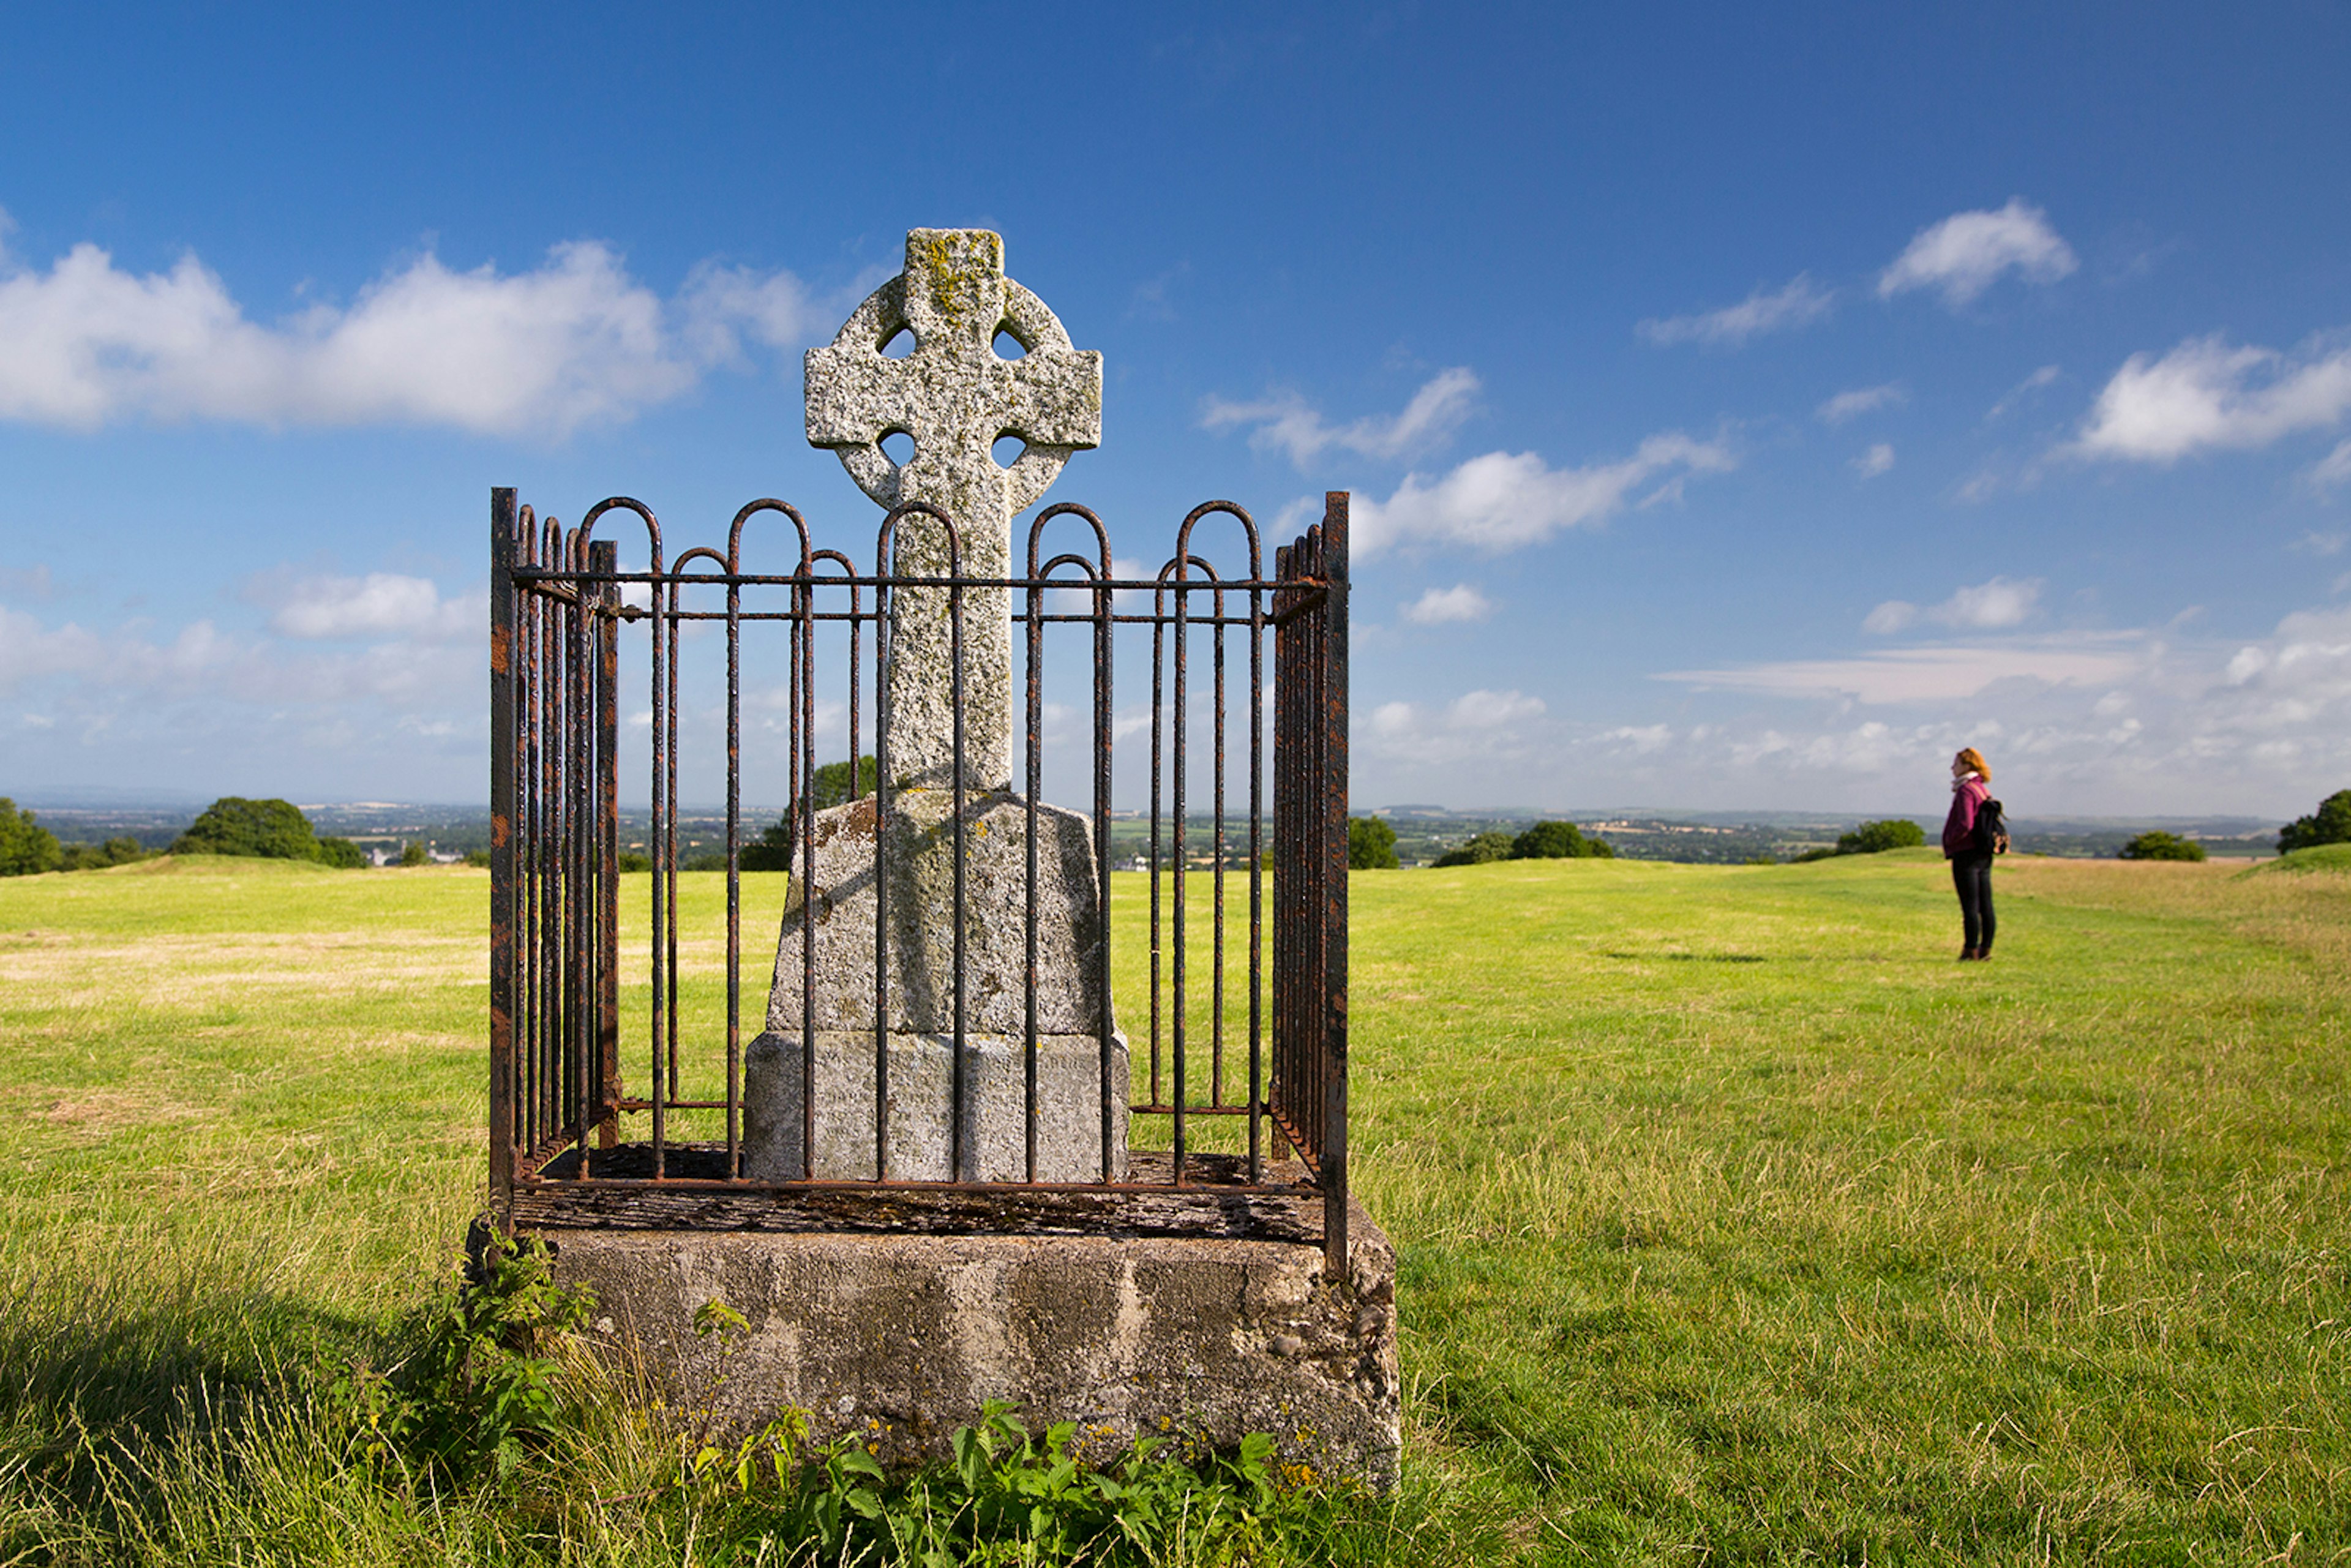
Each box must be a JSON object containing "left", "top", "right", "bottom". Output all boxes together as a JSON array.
[{"left": 488, "top": 490, "right": 1351, "bottom": 1266}]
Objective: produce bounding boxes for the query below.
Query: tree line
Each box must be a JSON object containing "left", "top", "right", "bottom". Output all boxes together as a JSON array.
[{"left": 0, "top": 797, "right": 462, "bottom": 875}]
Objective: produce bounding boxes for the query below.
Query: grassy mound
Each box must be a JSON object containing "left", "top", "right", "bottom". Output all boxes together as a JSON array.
[{"left": 2246, "top": 841, "right": 2351, "bottom": 875}]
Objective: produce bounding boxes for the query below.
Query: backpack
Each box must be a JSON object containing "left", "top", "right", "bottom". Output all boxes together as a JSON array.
[{"left": 1973, "top": 796, "right": 2010, "bottom": 857}]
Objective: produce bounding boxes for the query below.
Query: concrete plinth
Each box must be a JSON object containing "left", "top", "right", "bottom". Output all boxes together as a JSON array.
[{"left": 539, "top": 1201, "right": 1399, "bottom": 1490}]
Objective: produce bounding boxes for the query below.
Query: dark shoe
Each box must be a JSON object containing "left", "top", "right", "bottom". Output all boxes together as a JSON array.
[
  {"left": 1959, "top": 947, "right": 1978, "bottom": 961},
  {"left": 1974, "top": 948, "right": 1992, "bottom": 961}
]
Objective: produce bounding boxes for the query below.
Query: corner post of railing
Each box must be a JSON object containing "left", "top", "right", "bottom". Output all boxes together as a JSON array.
[
  {"left": 590, "top": 539, "right": 621, "bottom": 1151},
  {"left": 488, "top": 487, "right": 519, "bottom": 1226},
  {"left": 1320, "top": 491, "right": 1351, "bottom": 1277}
]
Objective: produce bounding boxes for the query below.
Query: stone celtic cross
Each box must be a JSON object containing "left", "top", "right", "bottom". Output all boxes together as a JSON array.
[
  {"left": 752, "top": 228, "right": 1123, "bottom": 1185},
  {"left": 805, "top": 228, "right": 1103, "bottom": 792}
]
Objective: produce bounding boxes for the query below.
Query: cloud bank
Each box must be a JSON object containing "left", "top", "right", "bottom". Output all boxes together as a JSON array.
[
  {"left": 0, "top": 236, "right": 820, "bottom": 437},
  {"left": 1350, "top": 433, "right": 1736, "bottom": 557}
]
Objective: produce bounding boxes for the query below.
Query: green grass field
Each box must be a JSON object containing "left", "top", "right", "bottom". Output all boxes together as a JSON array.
[{"left": 2, "top": 849, "right": 2345, "bottom": 1563}]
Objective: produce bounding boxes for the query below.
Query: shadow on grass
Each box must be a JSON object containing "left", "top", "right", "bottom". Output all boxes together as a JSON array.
[{"left": 0, "top": 1265, "right": 386, "bottom": 1490}]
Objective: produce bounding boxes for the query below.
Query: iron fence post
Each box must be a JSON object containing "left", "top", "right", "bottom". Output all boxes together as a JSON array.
[
  {"left": 592, "top": 540, "right": 621, "bottom": 1152},
  {"left": 488, "top": 487, "right": 519, "bottom": 1225},
  {"left": 1319, "top": 492, "right": 1351, "bottom": 1277}
]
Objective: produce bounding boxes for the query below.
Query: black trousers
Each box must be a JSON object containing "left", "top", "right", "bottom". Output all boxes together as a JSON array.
[{"left": 1951, "top": 853, "right": 1995, "bottom": 952}]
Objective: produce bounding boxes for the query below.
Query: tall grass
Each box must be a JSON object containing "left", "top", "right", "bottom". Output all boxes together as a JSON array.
[{"left": 2, "top": 849, "right": 2345, "bottom": 1562}]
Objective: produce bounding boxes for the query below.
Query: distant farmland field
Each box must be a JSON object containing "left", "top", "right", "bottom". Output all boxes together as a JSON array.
[{"left": 3, "top": 851, "right": 2345, "bottom": 1563}]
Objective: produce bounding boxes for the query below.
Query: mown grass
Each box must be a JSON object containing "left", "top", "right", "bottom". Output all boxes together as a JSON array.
[{"left": 2, "top": 849, "right": 2345, "bottom": 1562}]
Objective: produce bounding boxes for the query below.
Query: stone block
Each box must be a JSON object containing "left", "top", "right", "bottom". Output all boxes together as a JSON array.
[
  {"left": 743, "top": 1029, "right": 1128, "bottom": 1183},
  {"left": 748, "top": 786, "right": 1122, "bottom": 1182},
  {"left": 763, "top": 787, "right": 1110, "bottom": 1037},
  {"left": 540, "top": 1202, "right": 1399, "bottom": 1490}
]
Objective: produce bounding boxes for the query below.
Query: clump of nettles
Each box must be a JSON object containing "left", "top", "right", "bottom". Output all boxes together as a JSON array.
[{"left": 332, "top": 1234, "right": 1311, "bottom": 1563}]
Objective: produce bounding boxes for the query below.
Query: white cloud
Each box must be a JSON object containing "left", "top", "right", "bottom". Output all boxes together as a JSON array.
[
  {"left": 1362, "top": 688, "right": 1547, "bottom": 759},
  {"left": 1639, "top": 274, "right": 1834, "bottom": 347},
  {"left": 1201, "top": 367, "right": 1478, "bottom": 468},
  {"left": 1400, "top": 583, "right": 1493, "bottom": 625},
  {"left": 1851, "top": 443, "right": 1895, "bottom": 478},
  {"left": 2290, "top": 531, "right": 2346, "bottom": 557},
  {"left": 1448, "top": 688, "right": 1545, "bottom": 728},
  {"left": 2308, "top": 438, "right": 2351, "bottom": 490},
  {"left": 1878, "top": 199, "right": 2077, "bottom": 307},
  {"left": 1657, "top": 632, "right": 2142, "bottom": 704},
  {"left": 0, "top": 236, "right": 820, "bottom": 437},
  {"left": 1355, "top": 604, "right": 2351, "bottom": 817},
  {"left": 1600, "top": 724, "right": 1673, "bottom": 754},
  {"left": 0, "top": 601, "right": 471, "bottom": 710},
  {"left": 1861, "top": 601, "right": 1918, "bottom": 635},
  {"left": 1349, "top": 432, "right": 1736, "bottom": 557},
  {"left": 1987, "top": 364, "right": 2061, "bottom": 421},
  {"left": 2071, "top": 334, "right": 2351, "bottom": 465},
  {"left": 675, "top": 260, "right": 819, "bottom": 367},
  {"left": 261, "top": 572, "right": 481, "bottom": 640},
  {"left": 1817, "top": 383, "right": 1906, "bottom": 424},
  {"left": 1864, "top": 576, "right": 2044, "bottom": 636}
]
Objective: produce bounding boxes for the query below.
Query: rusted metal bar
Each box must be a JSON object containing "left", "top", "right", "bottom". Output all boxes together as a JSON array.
[
  {"left": 1024, "top": 547, "right": 1043, "bottom": 1185},
  {"left": 593, "top": 541, "right": 620, "bottom": 1155},
  {"left": 488, "top": 489, "right": 519, "bottom": 1225},
  {"left": 1319, "top": 492, "right": 1351, "bottom": 1274},
  {"left": 1149, "top": 576, "right": 1164, "bottom": 1111}
]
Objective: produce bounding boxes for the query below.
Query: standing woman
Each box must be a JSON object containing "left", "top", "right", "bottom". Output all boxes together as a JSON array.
[{"left": 1943, "top": 747, "right": 1995, "bottom": 960}]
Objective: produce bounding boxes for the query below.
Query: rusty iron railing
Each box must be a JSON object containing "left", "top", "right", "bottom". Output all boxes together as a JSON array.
[{"left": 487, "top": 489, "right": 1351, "bottom": 1266}]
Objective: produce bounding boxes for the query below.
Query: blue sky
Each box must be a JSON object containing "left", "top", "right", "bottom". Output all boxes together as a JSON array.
[{"left": 2, "top": 2, "right": 2347, "bottom": 819}]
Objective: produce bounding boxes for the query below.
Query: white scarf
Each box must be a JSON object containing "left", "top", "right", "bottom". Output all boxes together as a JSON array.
[{"left": 1952, "top": 771, "right": 1982, "bottom": 793}]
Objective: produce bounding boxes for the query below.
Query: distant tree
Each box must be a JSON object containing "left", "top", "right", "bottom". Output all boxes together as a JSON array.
[
  {"left": 0, "top": 800, "right": 62, "bottom": 876},
  {"left": 740, "top": 819, "right": 795, "bottom": 872},
  {"left": 462, "top": 849, "right": 492, "bottom": 868},
  {"left": 812, "top": 756, "right": 879, "bottom": 810},
  {"left": 1512, "top": 820, "right": 1587, "bottom": 860},
  {"left": 58, "top": 836, "right": 149, "bottom": 872},
  {"left": 1348, "top": 816, "right": 1400, "bottom": 869},
  {"left": 315, "top": 836, "right": 367, "bottom": 869},
  {"left": 1433, "top": 830, "right": 1515, "bottom": 868},
  {"left": 740, "top": 757, "right": 882, "bottom": 872},
  {"left": 397, "top": 841, "right": 430, "bottom": 867},
  {"left": 1790, "top": 846, "right": 1839, "bottom": 863},
  {"left": 2278, "top": 789, "right": 2351, "bottom": 854},
  {"left": 2120, "top": 830, "right": 2207, "bottom": 862},
  {"left": 1507, "top": 820, "right": 1616, "bottom": 860},
  {"left": 1835, "top": 819, "right": 1926, "bottom": 855},
  {"left": 617, "top": 850, "right": 654, "bottom": 873},
  {"left": 172, "top": 797, "right": 323, "bottom": 860}
]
